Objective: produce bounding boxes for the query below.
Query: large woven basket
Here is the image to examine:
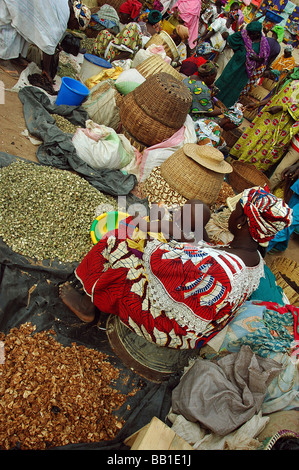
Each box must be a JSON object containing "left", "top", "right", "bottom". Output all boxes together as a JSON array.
[
  {"left": 136, "top": 54, "right": 183, "bottom": 81},
  {"left": 249, "top": 85, "right": 270, "bottom": 101},
  {"left": 119, "top": 92, "right": 178, "bottom": 146},
  {"left": 145, "top": 31, "right": 179, "bottom": 61},
  {"left": 132, "top": 72, "right": 191, "bottom": 129},
  {"left": 122, "top": 127, "right": 147, "bottom": 153},
  {"left": 221, "top": 128, "right": 243, "bottom": 149},
  {"left": 267, "top": 257, "right": 299, "bottom": 306},
  {"left": 239, "top": 95, "right": 259, "bottom": 122},
  {"left": 229, "top": 161, "right": 270, "bottom": 193},
  {"left": 160, "top": 148, "right": 224, "bottom": 205},
  {"left": 261, "top": 78, "right": 277, "bottom": 92}
]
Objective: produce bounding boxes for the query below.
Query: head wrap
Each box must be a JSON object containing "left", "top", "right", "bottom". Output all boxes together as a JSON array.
[
  {"left": 272, "top": 24, "right": 284, "bottom": 43},
  {"left": 240, "top": 187, "right": 293, "bottom": 246},
  {"left": 285, "top": 44, "right": 294, "bottom": 53},
  {"left": 119, "top": 0, "right": 143, "bottom": 19},
  {"left": 147, "top": 9, "right": 163, "bottom": 24},
  {"left": 176, "top": 25, "right": 190, "bottom": 41},
  {"left": 246, "top": 21, "right": 263, "bottom": 33},
  {"left": 197, "top": 60, "right": 218, "bottom": 77},
  {"left": 224, "top": 103, "right": 243, "bottom": 125},
  {"left": 72, "top": 1, "right": 91, "bottom": 30}
]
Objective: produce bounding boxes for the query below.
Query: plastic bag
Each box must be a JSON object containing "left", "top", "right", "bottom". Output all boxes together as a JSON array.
[
  {"left": 115, "top": 68, "right": 146, "bottom": 95},
  {"left": 72, "top": 120, "right": 135, "bottom": 170}
]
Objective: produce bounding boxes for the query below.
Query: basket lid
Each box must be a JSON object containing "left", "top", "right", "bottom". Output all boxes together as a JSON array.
[{"left": 183, "top": 144, "right": 233, "bottom": 174}]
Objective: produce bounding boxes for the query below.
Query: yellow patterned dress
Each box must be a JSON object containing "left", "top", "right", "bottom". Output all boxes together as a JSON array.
[{"left": 230, "top": 80, "right": 299, "bottom": 172}]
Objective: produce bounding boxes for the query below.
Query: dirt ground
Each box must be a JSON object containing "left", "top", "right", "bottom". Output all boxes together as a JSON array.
[{"left": 0, "top": 58, "right": 298, "bottom": 265}]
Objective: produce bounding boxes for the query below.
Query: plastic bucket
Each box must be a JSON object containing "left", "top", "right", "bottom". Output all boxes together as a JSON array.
[
  {"left": 56, "top": 77, "right": 89, "bottom": 106},
  {"left": 79, "top": 53, "right": 112, "bottom": 83}
]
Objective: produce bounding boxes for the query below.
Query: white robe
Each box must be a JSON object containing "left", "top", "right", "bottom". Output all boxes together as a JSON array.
[{"left": 0, "top": 0, "right": 70, "bottom": 59}]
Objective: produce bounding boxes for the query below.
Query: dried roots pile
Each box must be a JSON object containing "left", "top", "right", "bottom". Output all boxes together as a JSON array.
[
  {"left": 0, "top": 323, "right": 131, "bottom": 450},
  {"left": 0, "top": 160, "right": 117, "bottom": 263}
]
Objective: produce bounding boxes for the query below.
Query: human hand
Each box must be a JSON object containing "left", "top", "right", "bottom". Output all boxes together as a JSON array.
[
  {"left": 282, "top": 162, "right": 299, "bottom": 181},
  {"left": 267, "top": 106, "right": 283, "bottom": 115}
]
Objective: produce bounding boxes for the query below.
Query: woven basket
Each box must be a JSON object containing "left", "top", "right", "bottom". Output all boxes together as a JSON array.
[
  {"left": 136, "top": 54, "right": 183, "bottom": 81},
  {"left": 145, "top": 31, "right": 179, "bottom": 61},
  {"left": 228, "top": 161, "right": 270, "bottom": 193},
  {"left": 119, "top": 92, "right": 178, "bottom": 146},
  {"left": 239, "top": 95, "right": 259, "bottom": 122},
  {"left": 132, "top": 72, "right": 191, "bottom": 129},
  {"left": 222, "top": 128, "right": 243, "bottom": 149},
  {"left": 249, "top": 85, "right": 270, "bottom": 101},
  {"left": 267, "top": 257, "right": 299, "bottom": 306},
  {"left": 160, "top": 148, "right": 224, "bottom": 205},
  {"left": 262, "top": 78, "right": 277, "bottom": 92},
  {"left": 122, "top": 127, "right": 148, "bottom": 153}
]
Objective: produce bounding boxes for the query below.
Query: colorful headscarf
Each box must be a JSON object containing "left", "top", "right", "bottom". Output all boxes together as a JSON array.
[
  {"left": 72, "top": 1, "right": 91, "bottom": 30},
  {"left": 198, "top": 60, "right": 218, "bottom": 77},
  {"left": 240, "top": 187, "right": 293, "bottom": 246},
  {"left": 147, "top": 9, "right": 163, "bottom": 25},
  {"left": 272, "top": 25, "right": 284, "bottom": 43},
  {"left": 241, "top": 23, "right": 270, "bottom": 78},
  {"left": 119, "top": 0, "right": 143, "bottom": 19},
  {"left": 224, "top": 103, "right": 243, "bottom": 125}
]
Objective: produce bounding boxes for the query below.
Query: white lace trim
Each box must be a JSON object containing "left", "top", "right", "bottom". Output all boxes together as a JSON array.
[{"left": 143, "top": 239, "right": 265, "bottom": 333}]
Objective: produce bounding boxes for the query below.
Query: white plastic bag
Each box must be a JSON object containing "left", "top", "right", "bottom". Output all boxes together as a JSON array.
[{"left": 72, "top": 120, "right": 135, "bottom": 170}]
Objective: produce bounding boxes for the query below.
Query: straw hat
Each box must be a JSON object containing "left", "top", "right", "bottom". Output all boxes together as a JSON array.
[
  {"left": 160, "top": 144, "right": 232, "bottom": 205},
  {"left": 183, "top": 144, "right": 233, "bottom": 174}
]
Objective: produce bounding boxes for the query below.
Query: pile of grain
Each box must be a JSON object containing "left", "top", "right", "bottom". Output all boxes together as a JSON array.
[
  {"left": 0, "top": 160, "right": 117, "bottom": 263},
  {"left": 0, "top": 323, "right": 133, "bottom": 450}
]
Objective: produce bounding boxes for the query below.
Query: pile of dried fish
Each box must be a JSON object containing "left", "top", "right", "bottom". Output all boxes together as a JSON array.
[
  {"left": 0, "top": 323, "right": 131, "bottom": 449},
  {"left": 0, "top": 160, "right": 117, "bottom": 263},
  {"left": 52, "top": 114, "right": 81, "bottom": 134}
]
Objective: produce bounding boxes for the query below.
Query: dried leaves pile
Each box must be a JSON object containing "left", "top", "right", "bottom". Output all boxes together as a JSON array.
[
  {"left": 0, "top": 323, "right": 131, "bottom": 450},
  {"left": 0, "top": 160, "right": 117, "bottom": 263}
]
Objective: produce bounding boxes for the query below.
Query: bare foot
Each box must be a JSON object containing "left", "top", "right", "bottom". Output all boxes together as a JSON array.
[{"left": 59, "top": 282, "right": 95, "bottom": 322}]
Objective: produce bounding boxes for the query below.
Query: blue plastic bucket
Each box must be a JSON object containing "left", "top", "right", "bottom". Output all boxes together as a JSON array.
[{"left": 56, "top": 77, "right": 89, "bottom": 106}]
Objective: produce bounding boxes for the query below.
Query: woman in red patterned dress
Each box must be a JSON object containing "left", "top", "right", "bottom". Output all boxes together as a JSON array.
[{"left": 59, "top": 189, "right": 292, "bottom": 350}]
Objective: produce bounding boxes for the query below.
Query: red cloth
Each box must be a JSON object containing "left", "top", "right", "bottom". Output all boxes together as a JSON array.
[
  {"left": 119, "top": 0, "right": 142, "bottom": 19},
  {"left": 181, "top": 55, "right": 207, "bottom": 76}
]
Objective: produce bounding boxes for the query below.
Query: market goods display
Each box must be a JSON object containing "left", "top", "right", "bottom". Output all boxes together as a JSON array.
[
  {"left": 0, "top": 160, "right": 117, "bottom": 263},
  {"left": 0, "top": 323, "right": 135, "bottom": 450}
]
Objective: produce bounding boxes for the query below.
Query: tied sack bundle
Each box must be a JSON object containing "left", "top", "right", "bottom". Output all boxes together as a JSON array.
[{"left": 119, "top": 72, "right": 192, "bottom": 147}]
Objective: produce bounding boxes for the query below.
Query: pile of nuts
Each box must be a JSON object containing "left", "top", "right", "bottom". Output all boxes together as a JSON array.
[
  {"left": 0, "top": 160, "right": 117, "bottom": 263},
  {"left": 0, "top": 323, "right": 134, "bottom": 450},
  {"left": 52, "top": 114, "right": 81, "bottom": 134}
]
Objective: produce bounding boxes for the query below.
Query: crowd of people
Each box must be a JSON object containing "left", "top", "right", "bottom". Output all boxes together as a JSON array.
[{"left": 0, "top": 0, "right": 298, "bottom": 353}]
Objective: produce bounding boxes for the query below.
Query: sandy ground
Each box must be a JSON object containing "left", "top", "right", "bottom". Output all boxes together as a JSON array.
[{"left": 0, "top": 56, "right": 298, "bottom": 265}]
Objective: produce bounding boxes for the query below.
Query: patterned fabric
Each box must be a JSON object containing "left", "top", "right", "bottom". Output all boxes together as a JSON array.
[
  {"left": 271, "top": 55, "right": 296, "bottom": 81},
  {"left": 193, "top": 118, "right": 226, "bottom": 149},
  {"left": 94, "top": 22, "right": 142, "bottom": 60},
  {"left": 231, "top": 80, "right": 299, "bottom": 171},
  {"left": 75, "top": 233, "right": 265, "bottom": 349},
  {"left": 72, "top": 1, "right": 91, "bottom": 31},
  {"left": 240, "top": 187, "right": 293, "bottom": 246},
  {"left": 182, "top": 77, "right": 213, "bottom": 116},
  {"left": 217, "top": 301, "right": 296, "bottom": 358},
  {"left": 119, "top": 0, "right": 142, "bottom": 19},
  {"left": 142, "top": 166, "right": 188, "bottom": 207},
  {"left": 241, "top": 27, "right": 270, "bottom": 79}
]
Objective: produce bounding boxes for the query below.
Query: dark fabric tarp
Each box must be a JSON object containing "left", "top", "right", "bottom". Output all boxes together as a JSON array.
[
  {"left": 17, "top": 86, "right": 137, "bottom": 197},
  {"left": 0, "top": 152, "right": 175, "bottom": 451}
]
